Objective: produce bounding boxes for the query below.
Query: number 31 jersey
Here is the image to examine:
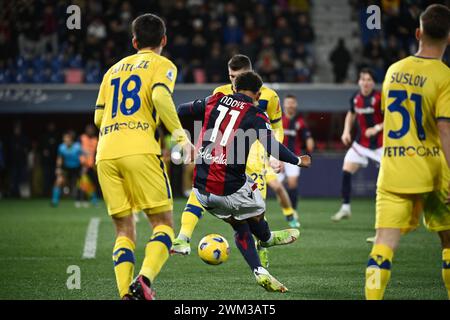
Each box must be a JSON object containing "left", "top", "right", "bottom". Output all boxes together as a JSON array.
[
  {"left": 378, "top": 56, "right": 450, "bottom": 194},
  {"left": 95, "top": 49, "right": 177, "bottom": 161}
]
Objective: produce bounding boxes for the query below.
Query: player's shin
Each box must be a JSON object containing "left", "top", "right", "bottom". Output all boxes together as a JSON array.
[
  {"left": 112, "top": 236, "right": 136, "bottom": 298},
  {"left": 140, "top": 225, "right": 174, "bottom": 283},
  {"left": 365, "top": 244, "right": 393, "bottom": 300},
  {"left": 442, "top": 248, "right": 450, "bottom": 299},
  {"left": 177, "top": 193, "right": 204, "bottom": 241},
  {"left": 233, "top": 222, "right": 262, "bottom": 271},
  {"left": 247, "top": 216, "right": 272, "bottom": 243}
]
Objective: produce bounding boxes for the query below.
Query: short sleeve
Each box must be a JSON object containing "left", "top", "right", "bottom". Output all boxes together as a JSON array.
[
  {"left": 262, "top": 90, "right": 282, "bottom": 123},
  {"left": 152, "top": 59, "right": 178, "bottom": 94},
  {"left": 436, "top": 78, "right": 450, "bottom": 120}
]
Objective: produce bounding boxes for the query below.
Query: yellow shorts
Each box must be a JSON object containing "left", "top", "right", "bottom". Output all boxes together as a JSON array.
[
  {"left": 97, "top": 153, "right": 173, "bottom": 216},
  {"left": 376, "top": 185, "right": 450, "bottom": 234}
]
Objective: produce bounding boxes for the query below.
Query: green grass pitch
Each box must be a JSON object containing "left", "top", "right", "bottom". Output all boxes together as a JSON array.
[{"left": 0, "top": 198, "right": 447, "bottom": 300}]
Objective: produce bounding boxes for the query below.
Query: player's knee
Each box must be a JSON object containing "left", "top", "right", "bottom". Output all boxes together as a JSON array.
[
  {"left": 112, "top": 214, "right": 136, "bottom": 242},
  {"left": 287, "top": 178, "right": 298, "bottom": 189},
  {"left": 147, "top": 210, "right": 174, "bottom": 229},
  {"left": 375, "top": 228, "right": 401, "bottom": 251}
]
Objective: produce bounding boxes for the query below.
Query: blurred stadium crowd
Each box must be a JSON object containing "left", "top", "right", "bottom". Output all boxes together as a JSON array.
[
  {"left": 2, "top": 0, "right": 447, "bottom": 85},
  {"left": 0, "top": 0, "right": 315, "bottom": 84}
]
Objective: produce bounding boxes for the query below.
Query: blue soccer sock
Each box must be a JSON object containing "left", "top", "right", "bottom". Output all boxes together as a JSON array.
[
  {"left": 287, "top": 187, "right": 298, "bottom": 210},
  {"left": 247, "top": 217, "right": 271, "bottom": 243},
  {"left": 233, "top": 222, "right": 261, "bottom": 271},
  {"left": 52, "top": 186, "right": 61, "bottom": 205},
  {"left": 342, "top": 171, "right": 352, "bottom": 204}
]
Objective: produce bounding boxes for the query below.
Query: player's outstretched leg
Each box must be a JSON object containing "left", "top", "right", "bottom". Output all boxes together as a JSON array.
[
  {"left": 171, "top": 191, "right": 205, "bottom": 255},
  {"left": 228, "top": 218, "right": 287, "bottom": 292},
  {"left": 130, "top": 210, "right": 174, "bottom": 300},
  {"left": 111, "top": 212, "right": 136, "bottom": 300}
]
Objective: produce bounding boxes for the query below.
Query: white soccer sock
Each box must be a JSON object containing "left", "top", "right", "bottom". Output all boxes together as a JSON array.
[{"left": 342, "top": 204, "right": 351, "bottom": 212}]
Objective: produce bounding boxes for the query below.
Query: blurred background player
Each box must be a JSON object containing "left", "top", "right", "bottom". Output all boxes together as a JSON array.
[
  {"left": 331, "top": 68, "right": 383, "bottom": 225},
  {"left": 365, "top": 4, "right": 450, "bottom": 300},
  {"left": 177, "top": 71, "right": 311, "bottom": 292},
  {"left": 172, "top": 54, "right": 299, "bottom": 258},
  {"left": 79, "top": 124, "right": 99, "bottom": 207},
  {"left": 51, "top": 130, "right": 83, "bottom": 207},
  {"left": 279, "top": 94, "right": 314, "bottom": 220},
  {"left": 94, "top": 13, "right": 188, "bottom": 300}
]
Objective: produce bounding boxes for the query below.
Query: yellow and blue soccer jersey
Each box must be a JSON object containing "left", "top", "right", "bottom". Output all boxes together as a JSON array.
[
  {"left": 95, "top": 49, "right": 181, "bottom": 162},
  {"left": 378, "top": 56, "right": 450, "bottom": 194},
  {"left": 213, "top": 84, "right": 284, "bottom": 196}
]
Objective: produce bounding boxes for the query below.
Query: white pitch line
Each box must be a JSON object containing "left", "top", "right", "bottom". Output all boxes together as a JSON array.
[{"left": 82, "top": 217, "right": 100, "bottom": 259}]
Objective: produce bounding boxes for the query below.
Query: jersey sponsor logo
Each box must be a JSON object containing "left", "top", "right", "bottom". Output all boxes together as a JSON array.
[
  {"left": 99, "top": 121, "right": 150, "bottom": 136},
  {"left": 384, "top": 145, "right": 440, "bottom": 157},
  {"left": 197, "top": 146, "right": 227, "bottom": 165},
  {"left": 284, "top": 129, "right": 296, "bottom": 137},
  {"left": 355, "top": 107, "right": 375, "bottom": 114},
  {"left": 389, "top": 72, "right": 427, "bottom": 88}
]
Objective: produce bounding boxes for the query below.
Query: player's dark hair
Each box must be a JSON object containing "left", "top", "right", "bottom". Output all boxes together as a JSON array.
[
  {"left": 359, "top": 68, "right": 376, "bottom": 82},
  {"left": 132, "top": 13, "right": 166, "bottom": 49},
  {"left": 285, "top": 94, "right": 297, "bottom": 100},
  {"left": 228, "top": 54, "right": 252, "bottom": 71},
  {"left": 420, "top": 4, "right": 450, "bottom": 41},
  {"left": 234, "top": 71, "right": 263, "bottom": 93}
]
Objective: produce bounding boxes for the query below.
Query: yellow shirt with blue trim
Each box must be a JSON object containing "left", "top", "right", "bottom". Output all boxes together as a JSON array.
[
  {"left": 378, "top": 56, "right": 450, "bottom": 193},
  {"left": 95, "top": 49, "right": 184, "bottom": 162}
]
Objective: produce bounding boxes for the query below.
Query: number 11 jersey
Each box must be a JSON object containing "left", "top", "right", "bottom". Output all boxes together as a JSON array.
[
  {"left": 378, "top": 56, "right": 450, "bottom": 193},
  {"left": 95, "top": 49, "right": 178, "bottom": 161}
]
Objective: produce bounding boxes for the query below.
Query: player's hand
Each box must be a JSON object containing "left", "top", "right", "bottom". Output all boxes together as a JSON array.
[
  {"left": 182, "top": 141, "right": 195, "bottom": 164},
  {"left": 298, "top": 154, "right": 312, "bottom": 168},
  {"left": 341, "top": 132, "right": 352, "bottom": 146},
  {"left": 269, "top": 156, "right": 282, "bottom": 173},
  {"left": 365, "top": 127, "right": 378, "bottom": 138}
]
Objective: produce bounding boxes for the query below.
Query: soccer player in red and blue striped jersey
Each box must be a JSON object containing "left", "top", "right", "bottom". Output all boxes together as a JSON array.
[{"left": 177, "top": 71, "right": 311, "bottom": 292}]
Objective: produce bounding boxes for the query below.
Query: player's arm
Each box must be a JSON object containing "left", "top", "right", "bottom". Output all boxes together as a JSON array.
[
  {"left": 300, "top": 119, "right": 314, "bottom": 153},
  {"left": 436, "top": 79, "right": 450, "bottom": 203},
  {"left": 265, "top": 92, "right": 284, "bottom": 142},
  {"left": 177, "top": 97, "right": 209, "bottom": 117},
  {"left": 94, "top": 71, "right": 109, "bottom": 128},
  {"left": 255, "top": 113, "right": 311, "bottom": 168},
  {"left": 365, "top": 93, "right": 384, "bottom": 138},
  {"left": 152, "top": 85, "right": 188, "bottom": 145},
  {"left": 342, "top": 111, "right": 356, "bottom": 146},
  {"left": 151, "top": 62, "right": 189, "bottom": 146}
]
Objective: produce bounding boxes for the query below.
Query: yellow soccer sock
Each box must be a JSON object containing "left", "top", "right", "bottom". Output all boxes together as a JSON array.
[
  {"left": 282, "top": 206, "right": 296, "bottom": 217},
  {"left": 365, "top": 244, "right": 394, "bottom": 300},
  {"left": 442, "top": 248, "right": 450, "bottom": 299},
  {"left": 112, "top": 236, "right": 135, "bottom": 298},
  {"left": 178, "top": 192, "right": 204, "bottom": 240},
  {"left": 139, "top": 224, "right": 175, "bottom": 283}
]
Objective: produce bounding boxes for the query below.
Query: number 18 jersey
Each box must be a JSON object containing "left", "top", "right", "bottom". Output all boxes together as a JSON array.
[
  {"left": 378, "top": 56, "right": 450, "bottom": 194},
  {"left": 95, "top": 49, "right": 177, "bottom": 161}
]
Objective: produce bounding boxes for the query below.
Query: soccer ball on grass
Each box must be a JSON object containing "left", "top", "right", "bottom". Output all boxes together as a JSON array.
[{"left": 198, "top": 234, "right": 230, "bottom": 265}]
